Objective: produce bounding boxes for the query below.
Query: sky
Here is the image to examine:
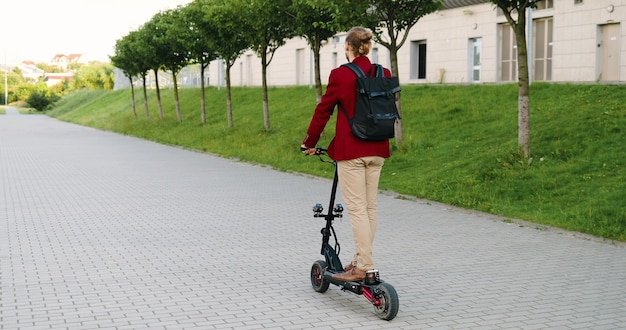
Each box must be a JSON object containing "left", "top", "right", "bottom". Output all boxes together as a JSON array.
[{"left": 2, "top": 0, "right": 192, "bottom": 65}]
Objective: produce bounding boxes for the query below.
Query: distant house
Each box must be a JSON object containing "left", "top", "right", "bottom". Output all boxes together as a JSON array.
[
  {"left": 43, "top": 72, "right": 73, "bottom": 87},
  {"left": 50, "top": 54, "right": 88, "bottom": 70},
  {"left": 18, "top": 61, "right": 44, "bottom": 82}
]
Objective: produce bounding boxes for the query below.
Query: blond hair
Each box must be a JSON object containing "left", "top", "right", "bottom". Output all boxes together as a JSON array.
[{"left": 345, "top": 27, "right": 373, "bottom": 57}]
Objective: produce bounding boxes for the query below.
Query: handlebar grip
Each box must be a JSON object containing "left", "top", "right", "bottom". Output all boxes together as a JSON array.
[{"left": 301, "top": 145, "right": 327, "bottom": 155}]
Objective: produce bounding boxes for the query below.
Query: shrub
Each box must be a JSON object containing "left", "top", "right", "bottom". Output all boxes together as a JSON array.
[{"left": 26, "top": 91, "right": 60, "bottom": 111}]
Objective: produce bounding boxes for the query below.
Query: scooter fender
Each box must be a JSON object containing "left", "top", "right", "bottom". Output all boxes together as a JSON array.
[{"left": 321, "top": 242, "right": 343, "bottom": 272}]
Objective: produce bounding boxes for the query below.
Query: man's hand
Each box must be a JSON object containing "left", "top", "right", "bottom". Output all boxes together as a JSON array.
[{"left": 301, "top": 144, "right": 318, "bottom": 156}]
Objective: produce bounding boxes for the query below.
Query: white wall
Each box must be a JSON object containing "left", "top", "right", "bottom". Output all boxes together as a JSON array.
[{"left": 199, "top": 0, "right": 626, "bottom": 87}]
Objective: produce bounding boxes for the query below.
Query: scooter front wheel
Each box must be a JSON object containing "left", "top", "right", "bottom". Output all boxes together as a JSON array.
[
  {"left": 310, "top": 260, "right": 330, "bottom": 293},
  {"left": 373, "top": 282, "right": 399, "bottom": 321}
]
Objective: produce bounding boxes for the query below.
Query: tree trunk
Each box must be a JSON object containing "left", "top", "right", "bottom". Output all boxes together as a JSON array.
[
  {"left": 226, "top": 66, "right": 233, "bottom": 128},
  {"left": 200, "top": 62, "right": 207, "bottom": 125},
  {"left": 173, "top": 73, "right": 182, "bottom": 122},
  {"left": 128, "top": 76, "right": 137, "bottom": 117},
  {"left": 313, "top": 35, "right": 323, "bottom": 104},
  {"left": 142, "top": 75, "right": 149, "bottom": 119},
  {"left": 154, "top": 70, "right": 163, "bottom": 120},
  {"left": 262, "top": 51, "right": 270, "bottom": 131},
  {"left": 389, "top": 45, "right": 404, "bottom": 147},
  {"left": 514, "top": 14, "right": 531, "bottom": 158}
]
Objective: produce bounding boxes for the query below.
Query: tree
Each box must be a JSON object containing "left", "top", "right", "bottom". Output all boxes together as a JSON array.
[
  {"left": 490, "top": 0, "right": 537, "bottom": 158},
  {"left": 111, "top": 33, "right": 142, "bottom": 117},
  {"left": 141, "top": 14, "right": 172, "bottom": 120},
  {"left": 70, "top": 62, "right": 114, "bottom": 91},
  {"left": 183, "top": 0, "right": 219, "bottom": 125},
  {"left": 25, "top": 82, "right": 60, "bottom": 111},
  {"left": 244, "top": 0, "right": 294, "bottom": 131},
  {"left": 204, "top": 0, "right": 250, "bottom": 128},
  {"left": 26, "top": 89, "right": 59, "bottom": 111},
  {"left": 112, "top": 30, "right": 151, "bottom": 118},
  {"left": 0, "top": 67, "right": 27, "bottom": 104},
  {"left": 363, "top": 0, "right": 443, "bottom": 147},
  {"left": 36, "top": 63, "right": 64, "bottom": 74},
  {"left": 287, "top": 0, "right": 366, "bottom": 103},
  {"left": 156, "top": 7, "right": 192, "bottom": 122},
  {"left": 134, "top": 31, "right": 155, "bottom": 120}
]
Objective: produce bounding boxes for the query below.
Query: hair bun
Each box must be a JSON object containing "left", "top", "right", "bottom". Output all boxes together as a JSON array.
[{"left": 346, "top": 27, "right": 373, "bottom": 57}]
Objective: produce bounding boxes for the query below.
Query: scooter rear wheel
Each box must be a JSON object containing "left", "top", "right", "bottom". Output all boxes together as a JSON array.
[
  {"left": 373, "top": 282, "right": 399, "bottom": 321},
  {"left": 310, "top": 260, "right": 330, "bottom": 293}
]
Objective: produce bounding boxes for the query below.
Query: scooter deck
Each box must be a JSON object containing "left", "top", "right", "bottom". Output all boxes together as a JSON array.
[{"left": 323, "top": 270, "right": 383, "bottom": 295}]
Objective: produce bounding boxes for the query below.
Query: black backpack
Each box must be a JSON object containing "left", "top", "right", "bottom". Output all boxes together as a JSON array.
[{"left": 339, "top": 63, "right": 401, "bottom": 141}]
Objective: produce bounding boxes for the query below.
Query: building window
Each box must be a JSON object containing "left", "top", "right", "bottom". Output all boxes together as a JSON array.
[
  {"left": 574, "top": 0, "right": 583, "bottom": 4},
  {"left": 333, "top": 35, "right": 346, "bottom": 45},
  {"left": 371, "top": 48, "right": 379, "bottom": 64},
  {"left": 410, "top": 40, "right": 427, "bottom": 80},
  {"left": 498, "top": 0, "right": 553, "bottom": 15},
  {"left": 469, "top": 38, "right": 482, "bottom": 82},
  {"left": 500, "top": 24, "right": 517, "bottom": 82},
  {"left": 534, "top": 18, "right": 553, "bottom": 81},
  {"left": 296, "top": 48, "right": 306, "bottom": 85},
  {"left": 535, "top": 0, "right": 554, "bottom": 10}
]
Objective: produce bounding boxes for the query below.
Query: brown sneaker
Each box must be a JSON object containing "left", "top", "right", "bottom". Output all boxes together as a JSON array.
[
  {"left": 344, "top": 263, "right": 355, "bottom": 272},
  {"left": 332, "top": 267, "right": 366, "bottom": 282}
]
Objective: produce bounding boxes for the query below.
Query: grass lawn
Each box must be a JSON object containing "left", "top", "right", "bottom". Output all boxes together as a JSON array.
[{"left": 47, "top": 83, "right": 626, "bottom": 242}]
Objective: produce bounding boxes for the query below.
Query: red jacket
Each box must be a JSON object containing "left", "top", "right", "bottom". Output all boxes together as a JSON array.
[{"left": 302, "top": 56, "right": 391, "bottom": 161}]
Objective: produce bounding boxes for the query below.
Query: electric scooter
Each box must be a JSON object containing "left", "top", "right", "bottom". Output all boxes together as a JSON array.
[{"left": 306, "top": 147, "right": 399, "bottom": 321}]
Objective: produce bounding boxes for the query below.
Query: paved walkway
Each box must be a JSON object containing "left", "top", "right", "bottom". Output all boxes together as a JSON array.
[
  {"left": 1, "top": 112, "right": 625, "bottom": 330},
  {"left": 3, "top": 107, "right": 19, "bottom": 115}
]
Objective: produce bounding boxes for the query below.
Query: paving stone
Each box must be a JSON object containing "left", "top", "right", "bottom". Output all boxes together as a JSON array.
[{"left": 1, "top": 112, "right": 625, "bottom": 329}]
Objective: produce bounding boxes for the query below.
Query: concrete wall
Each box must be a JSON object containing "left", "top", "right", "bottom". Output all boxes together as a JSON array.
[
  {"left": 210, "top": 0, "right": 624, "bottom": 87},
  {"left": 114, "top": 0, "right": 625, "bottom": 90}
]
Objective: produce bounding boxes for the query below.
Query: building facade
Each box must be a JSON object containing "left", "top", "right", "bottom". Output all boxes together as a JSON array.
[
  {"left": 50, "top": 54, "right": 88, "bottom": 71},
  {"left": 202, "top": 0, "right": 624, "bottom": 87}
]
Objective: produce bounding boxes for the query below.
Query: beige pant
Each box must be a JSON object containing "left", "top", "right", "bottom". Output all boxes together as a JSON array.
[{"left": 337, "top": 156, "right": 385, "bottom": 271}]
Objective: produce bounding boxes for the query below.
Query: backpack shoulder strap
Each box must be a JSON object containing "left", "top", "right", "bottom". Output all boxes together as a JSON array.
[
  {"left": 338, "top": 62, "right": 365, "bottom": 121},
  {"left": 359, "top": 63, "right": 384, "bottom": 78},
  {"left": 341, "top": 62, "right": 367, "bottom": 79},
  {"left": 374, "top": 64, "right": 384, "bottom": 77}
]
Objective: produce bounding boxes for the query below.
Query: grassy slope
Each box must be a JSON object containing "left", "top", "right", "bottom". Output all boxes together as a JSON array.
[{"left": 47, "top": 84, "right": 626, "bottom": 241}]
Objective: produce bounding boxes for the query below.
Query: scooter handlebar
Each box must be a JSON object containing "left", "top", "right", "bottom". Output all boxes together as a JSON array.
[{"left": 300, "top": 145, "right": 327, "bottom": 155}]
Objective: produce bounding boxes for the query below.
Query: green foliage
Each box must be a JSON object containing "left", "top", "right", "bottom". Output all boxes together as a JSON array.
[
  {"left": 154, "top": 8, "right": 191, "bottom": 75},
  {"left": 70, "top": 62, "right": 115, "bottom": 91},
  {"left": 47, "top": 83, "right": 626, "bottom": 242},
  {"left": 26, "top": 91, "right": 49, "bottom": 111},
  {"left": 111, "top": 30, "right": 147, "bottom": 80},
  {"left": 365, "top": 0, "right": 444, "bottom": 47},
  {"left": 489, "top": 0, "right": 537, "bottom": 29},
  {"left": 198, "top": 0, "right": 249, "bottom": 67},
  {"left": 2, "top": 61, "right": 114, "bottom": 106},
  {"left": 0, "top": 69, "right": 30, "bottom": 103},
  {"left": 36, "top": 63, "right": 64, "bottom": 73},
  {"left": 181, "top": 0, "right": 218, "bottom": 66},
  {"left": 287, "top": 0, "right": 371, "bottom": 100},
  {"left": 13, "top": 83, "right": 38, "bottom": 101},
  {"left": 26, "top": 89, "right": 60, "bottom": 111},
  {"left": 245, "top": 0, "right": 294, "bottom": 60}
]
